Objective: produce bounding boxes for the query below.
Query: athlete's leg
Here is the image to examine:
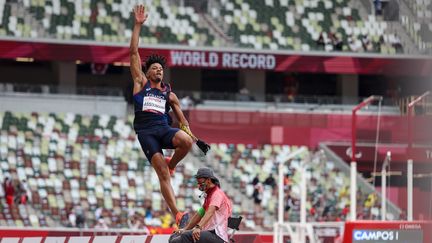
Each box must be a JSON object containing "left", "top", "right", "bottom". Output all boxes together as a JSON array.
[
  {"left": 137, "top": 132, "right": 178, "bottom": 215},
  {"left": 138, "top": 131, "right": 189, "bottom": 227},
  {"left": 151, "top": 152, "right": 179, "bottom": 216},
  {"left": 168, "top": 130, "right": 193, "bottom": 170}
]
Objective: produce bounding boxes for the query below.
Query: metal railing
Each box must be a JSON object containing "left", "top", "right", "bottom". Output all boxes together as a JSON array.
[
  {"left": 175, "top": 90, "right": 399, "bottom": 106},
  {"left": 0, "top": 83, "right": 124, "bottom": 97}
]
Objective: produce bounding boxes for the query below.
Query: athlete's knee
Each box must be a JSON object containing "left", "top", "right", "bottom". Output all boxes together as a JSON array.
[
  {"left": 175, "top": 131, "right": 193, "bottom": 150},
  {"left": 183, "top": 135, "right": 193, "bottom": 150}
]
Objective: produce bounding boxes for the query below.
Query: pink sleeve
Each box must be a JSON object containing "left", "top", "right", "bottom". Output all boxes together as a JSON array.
[{"left": 209, "top": 191, "right": 224, "bottom": 209}]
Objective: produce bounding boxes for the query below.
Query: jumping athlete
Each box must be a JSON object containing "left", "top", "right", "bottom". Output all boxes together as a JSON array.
[{"left": 130, "top": 4, "right": 208, "bottom": 228}]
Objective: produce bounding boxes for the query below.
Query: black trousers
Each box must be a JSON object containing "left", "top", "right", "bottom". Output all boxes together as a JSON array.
[{"left": 169, "top": 230, "right": 225, "bottom": 243}]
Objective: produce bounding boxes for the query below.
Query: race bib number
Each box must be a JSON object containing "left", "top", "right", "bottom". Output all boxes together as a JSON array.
[{"left": 143, "top": 96, "right": 166, "bottom": 113}]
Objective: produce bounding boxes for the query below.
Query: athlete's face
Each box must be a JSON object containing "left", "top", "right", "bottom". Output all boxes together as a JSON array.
[{"left": 147, "top": 63, "right": 163, "bottom": 83}]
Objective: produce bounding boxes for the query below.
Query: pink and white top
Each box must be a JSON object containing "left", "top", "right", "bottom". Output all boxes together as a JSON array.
[{"left": 203, "top": 187, "right": 233, "bottom": 242}]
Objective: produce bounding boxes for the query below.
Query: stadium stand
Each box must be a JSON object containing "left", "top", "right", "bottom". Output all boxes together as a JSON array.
[
  {"left": 0, "top": 0, "right": 215, "bottom": 46},
  {"left": 207, "top": 143, "right": 384, "bottom": 229},
  {"left": 0, "top": 111, "right": 261, "bottom": 230},
  {"left": 209, "top": 0, "right": 397, "bottom": 53},
  {"left": 399, "top": 0, "right": 432, "bottom": 54},
  {"left": 0, "top": 111, "right": 184, "bottom": 229},
  {"left": 403, "top": 0, "right": 432, "bottom": 19},
  {"left": 0, "top": 110, "right": 382, "bottom": 230},
  {"left": 0, "top": 0, "right": 427, "bottom": 54}
]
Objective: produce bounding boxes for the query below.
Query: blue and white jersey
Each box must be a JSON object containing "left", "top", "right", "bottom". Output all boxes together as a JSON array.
[{"left": 133, "top": 81, "right": 171, "bottom": 131}]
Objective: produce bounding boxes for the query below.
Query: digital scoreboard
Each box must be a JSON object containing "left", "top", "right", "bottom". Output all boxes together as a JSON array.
[{"left": 344, "top": 221, "right": 432, "bottom": 243}]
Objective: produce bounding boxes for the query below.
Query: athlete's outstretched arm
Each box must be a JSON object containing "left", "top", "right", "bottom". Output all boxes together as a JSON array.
[{"left": 130, "top": 4, "right": 148, "bottom": 94}]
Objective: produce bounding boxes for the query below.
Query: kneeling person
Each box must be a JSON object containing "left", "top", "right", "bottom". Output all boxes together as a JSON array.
[{"left": 169, "top": 168, "right": 233, "bottom": 243}]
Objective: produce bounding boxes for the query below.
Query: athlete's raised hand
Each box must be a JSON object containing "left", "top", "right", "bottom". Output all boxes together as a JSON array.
[{"left": 133, "top": 4, "right": 148, "bottom": 25}]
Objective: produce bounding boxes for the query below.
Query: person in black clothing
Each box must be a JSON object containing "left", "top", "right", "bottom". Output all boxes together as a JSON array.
[
  {"left": 251, "top": 175, "right": 260, "bottom": 186},
  {"left": 264, "top": 173, "right": 276, "bottom": 187}
]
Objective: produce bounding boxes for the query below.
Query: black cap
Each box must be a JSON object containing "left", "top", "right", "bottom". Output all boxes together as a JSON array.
[{"left": 195, "top": 167, "right": 218, "bottom": 181}]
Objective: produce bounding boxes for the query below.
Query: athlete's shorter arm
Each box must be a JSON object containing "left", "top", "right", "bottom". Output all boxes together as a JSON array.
[
  {"left": 169, "top": 92, "right": 198, "bottom": 140},
  {"left": 169, "top": 92, "right": 189, "bottom": 127}
]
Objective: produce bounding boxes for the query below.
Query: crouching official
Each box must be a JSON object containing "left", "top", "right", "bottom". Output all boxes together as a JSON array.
[{"left": 169, "top": 168, "right": 233, "bottom": 243}]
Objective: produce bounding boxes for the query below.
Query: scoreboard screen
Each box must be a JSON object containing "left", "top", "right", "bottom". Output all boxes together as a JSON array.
[
  {"left": 344, "top": 221, "right": 431, "bottom": 243},
  {"left": 352, "top": 229, "right": 422, "bottom": 242}
]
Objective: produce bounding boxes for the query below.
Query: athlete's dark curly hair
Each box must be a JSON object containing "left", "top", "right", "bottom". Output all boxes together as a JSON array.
[{"left": 143, "top": 54, "right": 166, "bottom": 72}]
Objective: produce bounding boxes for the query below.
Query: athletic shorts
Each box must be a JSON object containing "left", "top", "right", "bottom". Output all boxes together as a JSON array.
[{"left": 137, "top": 124, "right": 180, "bottom": 162}]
